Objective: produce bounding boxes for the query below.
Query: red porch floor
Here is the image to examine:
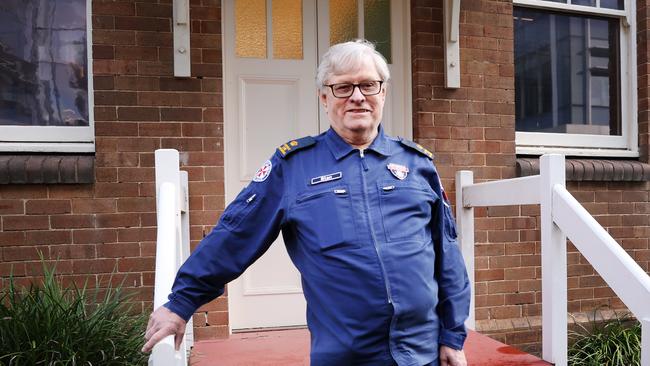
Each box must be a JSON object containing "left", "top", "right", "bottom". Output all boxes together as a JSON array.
[{"left": 190, "top": 329, "right": 551, "bottom": 366}]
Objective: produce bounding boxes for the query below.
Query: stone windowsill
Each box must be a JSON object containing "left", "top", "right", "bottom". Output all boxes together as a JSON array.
[
  {"left": 0, "top": 155, "right": 95, "bottom": 184},
  {"left": 516, "top": 157, "right": 650, "bottom": 181}
]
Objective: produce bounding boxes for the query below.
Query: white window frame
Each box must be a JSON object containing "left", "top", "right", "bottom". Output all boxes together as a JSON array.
[
  {"left": 0, "top": 0, "right": 95, "bottom": 153},
  {"left": 514, "top": 0, "right": 638, "bottom": 158}
]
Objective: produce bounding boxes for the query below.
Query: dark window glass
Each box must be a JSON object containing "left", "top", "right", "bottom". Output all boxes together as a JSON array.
[
  {"left": 0, "top": 0, "right": 88, "bottom": 127},
  {"left": 514, "top": 7, "right": 620, "bottom": 135}
]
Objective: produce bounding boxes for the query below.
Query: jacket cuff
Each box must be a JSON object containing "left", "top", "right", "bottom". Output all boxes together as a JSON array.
[
  {"left": 163, "top": 293, "right": 199, "bottom": 322},
  {"left": 438, "top": 329, "right": 467, "bottom": 350}
]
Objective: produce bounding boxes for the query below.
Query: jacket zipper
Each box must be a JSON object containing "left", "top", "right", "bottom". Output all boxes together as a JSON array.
[{"left": 359, "top": 149, "right": 393, "bottom": 304}]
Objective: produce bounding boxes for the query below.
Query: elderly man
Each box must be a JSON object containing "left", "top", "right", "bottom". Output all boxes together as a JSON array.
[{"left": 143, "top": 40, "right": 470, "bottom": 366}]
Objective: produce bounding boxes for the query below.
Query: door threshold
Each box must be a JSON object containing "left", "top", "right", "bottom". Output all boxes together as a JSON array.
[{"left": 232, "top": 325, "right": 308, "bottom": 334}]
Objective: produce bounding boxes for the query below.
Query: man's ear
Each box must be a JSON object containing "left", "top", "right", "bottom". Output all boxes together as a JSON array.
[{"left": 318, "top": 89, "right": 327, "bottom": 108}]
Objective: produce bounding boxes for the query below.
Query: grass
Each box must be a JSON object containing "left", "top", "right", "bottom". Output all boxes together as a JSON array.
[
  {"left": 0, "top": 261, "right": 148, "bottom": 365},
  {"left": 568, "top": 311, "right": 641, "bottom": 366}
]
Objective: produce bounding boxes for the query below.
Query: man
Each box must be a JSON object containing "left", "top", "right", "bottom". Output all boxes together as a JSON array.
[{"left": 143, "top": 40, "right": 470, "bottom": 366}]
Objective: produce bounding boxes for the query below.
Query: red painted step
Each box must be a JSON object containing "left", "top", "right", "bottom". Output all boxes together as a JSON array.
[{"left": 190, "top": 329, "right": 551, "bottom": 365}]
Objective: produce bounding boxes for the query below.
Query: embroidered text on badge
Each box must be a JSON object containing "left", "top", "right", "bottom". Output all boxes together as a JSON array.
[
  {"left": 387, "top": 163, "right": 409, "bottom": 180},
  {"left": 310, "top": 172, "right": 342, "bottom": 185},
  {"left": 253, "top": 160, "right": 272, "bottom": 182}
]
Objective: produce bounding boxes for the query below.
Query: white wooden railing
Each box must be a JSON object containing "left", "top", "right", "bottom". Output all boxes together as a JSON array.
[
  {"left": 150, "top": 149, "right": 193, "bottom": 366},
  {"left": 456, "top": 154, "right": 650, "bottom": 366}
]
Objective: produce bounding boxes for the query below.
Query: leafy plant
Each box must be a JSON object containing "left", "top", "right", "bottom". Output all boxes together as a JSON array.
[
  {"left": 568, "top": 311, "right": 641, "bottom": 366},
  {"left": 0, "top": 261, "right": 148, "bottom": 365}
]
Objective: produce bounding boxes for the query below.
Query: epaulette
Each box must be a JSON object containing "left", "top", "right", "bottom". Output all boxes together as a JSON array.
[
  {"left": 399, "top": 138, "right": 434, "bottom": 160},
  {"left": 277, "top": 136, "right": 316, "bottom": 158}
]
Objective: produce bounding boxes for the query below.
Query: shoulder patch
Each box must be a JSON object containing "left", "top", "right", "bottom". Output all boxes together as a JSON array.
[
  {"left": 277, "top": 136, "right": 316, "bottom": 158},
  {"left": 399, "top": 138, "right": 434, "bottom": 160}
]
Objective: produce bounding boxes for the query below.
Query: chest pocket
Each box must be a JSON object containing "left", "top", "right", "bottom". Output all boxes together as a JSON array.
[
  {"left": 377, "top": 180, "right": 437, "bottom": 242},
  {"left": 291, "top": 185, "right": 357, "bottom": 250}
]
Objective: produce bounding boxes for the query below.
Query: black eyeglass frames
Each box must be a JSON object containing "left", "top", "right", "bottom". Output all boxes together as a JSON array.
[{"left": 324, "top": 80, "right": 384, "bottom": 98}]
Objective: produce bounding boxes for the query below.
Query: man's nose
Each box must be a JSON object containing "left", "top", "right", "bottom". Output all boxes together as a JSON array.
[{"left": 348, "top": 86, "right": 366, "bottom": 102}]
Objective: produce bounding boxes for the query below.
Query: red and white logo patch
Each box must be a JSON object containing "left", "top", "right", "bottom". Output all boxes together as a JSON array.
[
  {"left": 253, "top": 160, "right": 272, "bottom": 182},
  {"left": 387, "top": 163, "right": 409, "bottom": 180}
]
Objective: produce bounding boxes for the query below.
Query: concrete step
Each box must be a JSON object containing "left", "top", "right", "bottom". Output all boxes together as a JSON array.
[{"left": 190, "top": 328, "right": 552, "bottom": 365}]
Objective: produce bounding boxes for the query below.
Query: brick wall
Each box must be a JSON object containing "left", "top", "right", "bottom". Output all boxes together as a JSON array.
[
  {"left": 411, "top": 0, "right": 650, "bottom": 355},
  {"left": 0, "top": 0, "right": 227, "bottom": 341},
  {"left": 1, "top": 0, "right": 649, "bottom": 351}
]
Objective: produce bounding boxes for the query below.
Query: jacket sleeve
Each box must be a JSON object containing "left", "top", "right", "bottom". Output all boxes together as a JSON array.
[
  {"left": 164, "top": 153, "right": 287, "bottom": 321},
  {"left": 430, "top": 163, "right": 471, "bottom": 350}
]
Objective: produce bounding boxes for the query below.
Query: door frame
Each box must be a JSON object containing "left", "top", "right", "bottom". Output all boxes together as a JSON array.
[{"left": 221, "top": 0, "right": 412, "bottom": 334}]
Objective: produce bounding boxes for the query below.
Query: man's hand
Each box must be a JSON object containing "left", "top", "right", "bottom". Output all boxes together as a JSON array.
[
  {"left": 439, "top": 345, "right": 467, "bottom": 366},
  {"left": 142, "top": 306, "right": 187, "bottom": 353}
]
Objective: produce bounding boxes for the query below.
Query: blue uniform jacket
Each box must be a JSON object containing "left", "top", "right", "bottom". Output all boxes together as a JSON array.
[{"left": 164, "top": 127, "right": 471, "bottom": 366}]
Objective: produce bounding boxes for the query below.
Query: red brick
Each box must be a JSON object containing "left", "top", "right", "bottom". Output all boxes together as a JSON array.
[
  {"left": 118, "top": 257, "right": 155, "bottom": 272},
  {"left": 50, "top": 244, "right": 97, "bottom": 260},
  {"left": 115, "top": 16, "right": 170, "bottom": 32},
  {"left": 0, "top": 200, "right": 24, "bottom": 214},
  {"left": 25, "top": 200, "right": 71, "bottom": 215},
  {"left": 72, "top": 199, "right": 116, "bottom": 214},
  {"left": 25, "top": 230, "right": 71, "bottom": 245},
  {"left": 72, "top": 259, "right": 118, "bottom": 274},
  {"left": 73, "top": 229, "right": 118, "bottom": 244},
  {"left": 0, "top": 232, "right": 26, "bottom": 246},
  {"left": 117, "top": 197, "right": 156, "bottom": 213},
  {"left": 95, "top": 184, "right": 139, "bottom": 200},
  {"left": 93, "top": 2, "right": 135, "bottom": 16},
  {"left": 51, "top": 215, "right": 95, "bottom": 229},
  {"left": 3, "top": 216, "right": 49, "bottom": 231},
  {"left": 96, "top": 213, "right": 140, "bottom": 228},
  {"left": 97, "top": 243, "right": 141, "bottom": 258},
  {"left": 3, "top": 246, "right": 43, "bottom": 261}
]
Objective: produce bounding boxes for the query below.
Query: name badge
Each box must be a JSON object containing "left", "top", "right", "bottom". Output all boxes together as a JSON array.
[{"left": 310, "top": 172, "right": 342, "bottom": 185}]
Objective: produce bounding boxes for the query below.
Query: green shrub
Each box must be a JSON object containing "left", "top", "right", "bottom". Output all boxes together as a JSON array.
[
  {"left": 0, "top": 262, "right": 148, "bottom": 365},
  {"left": 568, "top": 312, "right": 641, "bottom": 366}
]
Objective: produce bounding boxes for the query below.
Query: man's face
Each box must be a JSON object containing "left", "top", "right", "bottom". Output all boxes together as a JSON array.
[{"left": 320, "top": 59, "right": 386, "bottom": 139}]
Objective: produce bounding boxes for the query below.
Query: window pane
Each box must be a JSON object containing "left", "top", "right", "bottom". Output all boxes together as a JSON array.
[
  {"left": 272, "top": 0, "right": 303, "bottom": 59},
  {"left": 514, "top": 7, "right": 620, "bottom": 136},
  {"left": 236, "top": 0, "right": 267, "bottom": 58},
  {"left": 600, "top": 0, "right": 624, "bottom": 10},
  {"left": 0, "top": 0, "right": 88, "bottom": 126},
  {"left": 571, "top": 0, "right": 596, "bottom": 7},
  {"left": 364, "top": 0, "right": 391, "bottom": 63},
  {"left": 330, "top": 0, "right": 358, "bottom": 45}
]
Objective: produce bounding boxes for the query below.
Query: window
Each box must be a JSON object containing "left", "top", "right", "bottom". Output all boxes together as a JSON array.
[
  {"left": 514, "top": 0, "right": 636, "bottom": 157},
  {"left": 0, "top": 0, "right": 94, "bottom": 152}
]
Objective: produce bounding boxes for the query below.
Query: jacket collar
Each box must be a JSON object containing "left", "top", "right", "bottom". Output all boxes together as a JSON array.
[{"left": 325, "top": 125, "right": 392, "bottom": 160}]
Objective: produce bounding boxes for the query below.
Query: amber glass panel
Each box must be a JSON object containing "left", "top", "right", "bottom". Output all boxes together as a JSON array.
[
  {"left": 272, "top": 0, "right": 303, "bottom": 59},
  {"left": 236, "top": 0, "right": 267, "bottom": 58},
  {"left": 364, "top": 0, "right": 391, "bottom": 63},
  {"left": 330, "top": 0, "right": 358, "bottom": 45}
]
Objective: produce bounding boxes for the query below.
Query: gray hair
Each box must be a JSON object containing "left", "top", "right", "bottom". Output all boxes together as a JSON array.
[{"left": 316, "top": 39, "right": 390, "bottom": 89}]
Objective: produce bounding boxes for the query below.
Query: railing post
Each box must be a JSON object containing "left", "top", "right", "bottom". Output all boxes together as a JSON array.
[
  {"left": 540, "top": 154, "right": 567, "bottom": 365},
  {"left": 643, "top": 318, "right": 650, "bottom": 366},
  {"left": 153, "top": 149, "right": 188, "bottom": 366},
  {"left": 456, "top": 170, "right": 475, "bottom": 329}
]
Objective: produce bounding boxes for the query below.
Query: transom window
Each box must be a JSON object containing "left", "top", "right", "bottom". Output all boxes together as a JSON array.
[
  {"left": 514, "top": 0, "right": 637, "bottom": 157},
  {"left": 0, "top": 0, "right": 94, "bottom": 152}
]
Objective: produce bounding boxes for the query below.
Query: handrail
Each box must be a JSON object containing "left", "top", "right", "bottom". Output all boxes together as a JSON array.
[
  {"left": 456, "top": 154, "right": 650, "bottom": 366},
  {"left": 552, "top": 185, "right": 650, "bottom": 318},
  {"left": 150, "top": 149, "right": 192, "bottom": 366}
]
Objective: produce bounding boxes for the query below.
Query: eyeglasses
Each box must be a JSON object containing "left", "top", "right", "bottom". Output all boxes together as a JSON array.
[{"left": 324, "top": 80, "right": 384, "bottom": 98}]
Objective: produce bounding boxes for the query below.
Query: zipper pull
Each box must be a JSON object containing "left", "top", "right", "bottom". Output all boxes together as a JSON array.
[
  {"left": 246, "top": 193, "right": 257, "bottom": 203},
  {"left": 359, "top": 149, "right": 369, "bottom": 171},
  {"left": 334, "top": 189, "right": 347, "bottom": 195},
  {"left": 382, "top": 185, "right": 395, "bottom": 191}
]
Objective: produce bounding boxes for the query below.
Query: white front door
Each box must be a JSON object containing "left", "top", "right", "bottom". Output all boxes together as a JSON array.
[{"left": 223, "top": 0, "right": 411, "bottom": 331}]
